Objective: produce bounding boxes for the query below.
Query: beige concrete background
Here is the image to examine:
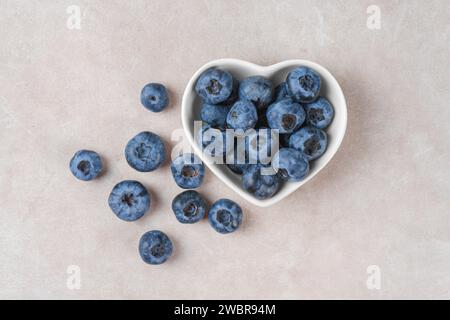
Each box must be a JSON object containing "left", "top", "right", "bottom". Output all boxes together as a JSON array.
[{"left": 1, "top": 0, "right": 449, "bottom": 299}]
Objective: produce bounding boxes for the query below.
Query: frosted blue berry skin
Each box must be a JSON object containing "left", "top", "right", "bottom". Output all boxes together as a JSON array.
[
  {"left": 108, "top": 180, "right": 151, "bottom": 222},
  {"left": 286, "top": 66, "right": 321, "bottom": 103},
  {"left": 70, "top": 150, "right": 103, "bottom": 181},
  {"left": 272, "top": 148, "right": 309, "bottom": 181},
  {"left": 125, "top": 131, "right": 166, "bottom": 172},
  {"left": 289, "top": 126, "right": 328, "bottom": 161},
  {"left": 242, "top": 164, "right": 281, "bottom": 200},
  {"left": 195, "top": 68, "right": 234, "bottom": 104},
  {"left": 172, "top": 190, "right": 207, "bottom": 224},
  {"left": 274, "top": 82, "right": 291, "bottom": 101},
  {"left": 208, "top": 199, "right": 243, "bottom": 234},
  {"left": 238, "top": 76, "right": 274, "bottom": 110},
  {"left": 171, "top": 153, "right": 205, "bottom": 189},
  {"left": 139, "top": 230, "right": 173, "bottom": 265},
  {"left": 140, "top": 83, "right": 169, "bottom": 112},
  {"left": 226, "top": 100, "right": 258, "bottom": 131},
  {"left": 200, "top": 102, "right": 229, "bottom": 129},
  {"left": 266, "top": 99, "right": 305, "bottom": 134},
  {"left": 304, "top": 97, "right": 334, "bottom": 129}
]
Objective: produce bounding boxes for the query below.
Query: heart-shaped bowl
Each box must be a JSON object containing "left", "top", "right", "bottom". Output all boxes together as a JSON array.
[{"left": 181, "top": 58, "right": 347, "bottom": 207}]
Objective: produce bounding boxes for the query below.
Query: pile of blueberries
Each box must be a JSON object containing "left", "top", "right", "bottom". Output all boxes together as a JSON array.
[
  {"left": 196, "top": 66, "right": 334, "bottom": 200},
  {"left": 70, "top": 83, "right": 243, "bottom": 265}
]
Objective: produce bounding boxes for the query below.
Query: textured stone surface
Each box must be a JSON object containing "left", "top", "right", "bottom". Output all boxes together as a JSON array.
[{"left": 0, "top": 0, "right": 449, "bottom": 299}]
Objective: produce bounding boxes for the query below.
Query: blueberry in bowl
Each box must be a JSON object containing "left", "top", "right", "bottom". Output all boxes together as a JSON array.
[
  {"left": 125, "top": 131, "right": 166, "bottom": 172},
  {"left": 69, "top": 150, "right": 103, "bottom": 181},
  {"left": 287, "top": 66, "right": 321, "bottom": 103},
  {"left": 140, "top": 83, "right": 169, "bottom": 113},
  {"left": 272, "top": 148, "right": 309, "bottom": 181},
  {"left": 208, "top": 199, "right": 243, "bottom": 234},
  {"left": 274, "top": 82, "right": 291, "bottom": 102},
  {"left": 226, "top": 100, "right": 258, "bottom": 131},
  {"left": 200, "top": 102, "right": 229, "bottom": 129},
  {"left": 195, "top": 67, "right": 235, "bottom": 105},
  {"left": 304, "top": 97, "right": 334, "bottom": 129},
  {"left": 266, "top": 98, "right": 305, "bottom": 134},
  {"left": 171, "top": 153, "right": 205, "bottom": 189},
  {"left": 238, "top": 76, "right": 274, "bottom": 110},
  {"left": 172, "top": 190, "right": 207, "bottom": 224},
  {"left": 108, "top": 180, "right": 151, "bottom": 222},
  {"left": 139, "top": 230, "right": 173, "bottom": 265},
  {"left": 289, "top": 126, "right": 328, "bottom": 161},
  {"left": 242, "top": 164, "right": 281, "bottom": 200}
]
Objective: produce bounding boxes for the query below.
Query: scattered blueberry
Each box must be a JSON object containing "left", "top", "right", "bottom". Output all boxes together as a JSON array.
[
  {"left": 266, "top": 98, "right": 305, "bottom": 134},
  {"left": 238, "top": 76, "right": 273, "bottom": 110},
  {"left": 272, "top": 148, "right": 309, "bottom": 181},
  {"left": 242, "top": 164, "right": 281, "bottom": 200},
  {"left": 274, "top": 82, "right": 291, "bottom": 101},
  {"left": 172, "top": 190, "right": 207, "bottom": 224},
  {"left": 208, "top": 199, "right": 243, "bottom": 234},
  {"left": 108, "top": 180, "right": 151, "bottom": 222},
  {"left": 287, "top": 66, "right": 321, "bottom": 103},
  {"left": 70, "top": 150, "right": 103, "bottom": 181},
  {"left": 140, "top": 83, "right": 169, "bottom": 112},
  {"left": 171, "top": 153, "right": 205, "bottom": 189},
  {"left": 139, "top": 230, "right": 173, "bottom": 265},
  {"left": 226, "top": 100, "right": 258, "bottom": 131},
  {"left": 195, "top": 68, "right": 234, "bottom": 104},
  {"left": 304, "top": 97, "right": 334, "bottom": 129},
  {"left": 125, "top": 131, "right": 166, "bottom": 172},
  {"left": 289, "top": 126, "right": 328, "bottom": 160}
]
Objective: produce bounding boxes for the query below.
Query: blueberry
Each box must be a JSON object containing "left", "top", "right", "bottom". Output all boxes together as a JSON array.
[
  {"left": 139, "top": 230, "right": 173, "bottom": 265},
  {"left": 171, "top": 153, "right": 205, "bottom": 189},
  {"left": 266, "top": 99, "right": 305, "bottom": 134},
  {"left": 125, "top": 131, "right": 166, "bottom": 172},
  {"left": 171, "top": 190, "right": 207, "bottom": 224},
  {"left": 195, "top": 68, "right": 234, "bottom": 104},
  {"left": 197, "top": 125, "right": 226, "bottom": 158},
  {"left": 272, "top": 148, "right": 309, "bottom": 181},
  {"left": 274, "top": 82, "right": 291, "bottom": 101},
  {"left": 242, "top": 164, "right": 281, "bottom": 200},
  {"left": 226, "top": 100, "right": 258, "bottom": 131},
  {"left": 304, "top": 97, "right": 334, "bottom": 129},
  {"left": 289, "top": 126, "right": 327, "bottom": 160},
  {"left": 140, "top": 83, "right": 169, "bottom": 112},
  {"left": 238, "top": 76, "right": 273, "bottom": 110},
  {"left": 200, "top": 102, "right": 229, "bottom": 129},
  {"left": 69, "top": 150, "right": 103, "bottom": 181},
  {"left": 245, "top": 128, "right": 279, "bottom": 164},
  {"left": 208, "top": 199, "right": 243, "bottom": 234},
  {"left": 108, "top": 180, "right": 151, "bottom": 221},
  {"left": 287, "top": 66, "right": 321, "bottom": 103}
]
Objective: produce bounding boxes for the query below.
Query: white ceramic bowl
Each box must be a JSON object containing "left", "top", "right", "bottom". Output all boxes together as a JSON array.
[{"left": 181, "top": 59, "right": 347, "bottom": 207}]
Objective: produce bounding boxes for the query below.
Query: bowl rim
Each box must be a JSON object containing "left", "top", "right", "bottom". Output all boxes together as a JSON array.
[{"left": 181, "top": 58, "right": 347, "bottom": 207}]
